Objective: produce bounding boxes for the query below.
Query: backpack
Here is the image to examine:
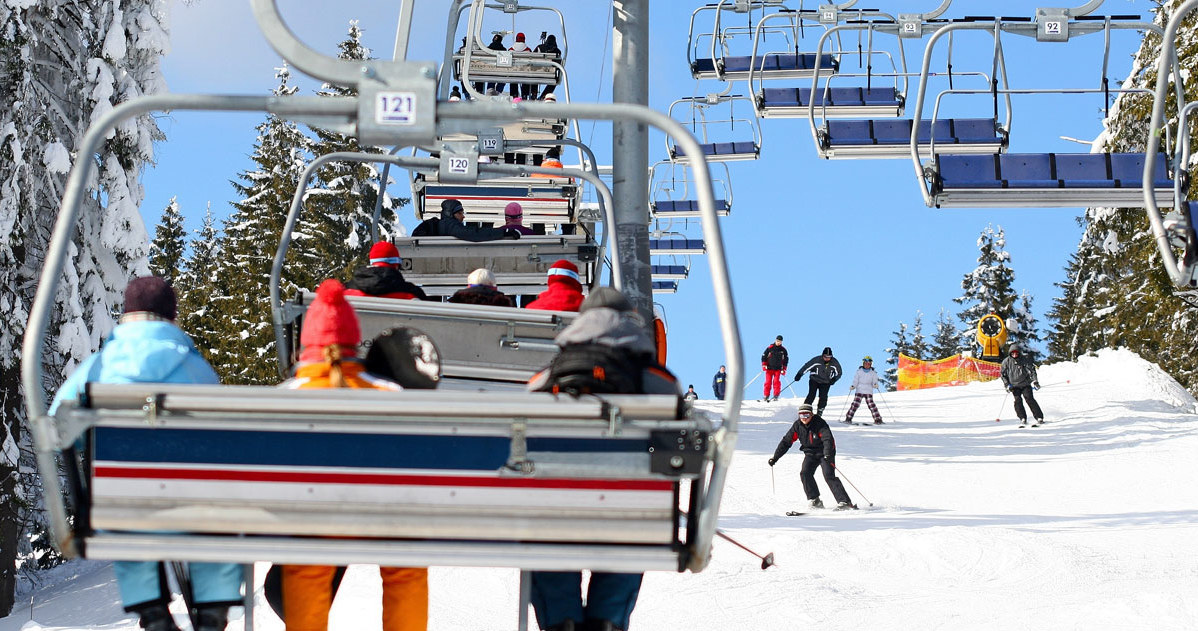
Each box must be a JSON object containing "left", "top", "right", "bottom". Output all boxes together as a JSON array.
[
  {"left": 411, "top": 217, "right": 440, "bottom": 237},
  {"left": 535, "top": 343, "right": 649, "bottom": 396}
]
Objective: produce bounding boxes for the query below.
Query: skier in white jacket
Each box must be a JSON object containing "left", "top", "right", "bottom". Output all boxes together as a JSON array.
[{"left": 843, "top": 356, "right": 884, "bottom": 424}]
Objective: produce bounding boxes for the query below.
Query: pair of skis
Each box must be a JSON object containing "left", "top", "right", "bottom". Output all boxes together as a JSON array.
[{"left": 785, "top": 504, "right": 859, "bottom": 516}]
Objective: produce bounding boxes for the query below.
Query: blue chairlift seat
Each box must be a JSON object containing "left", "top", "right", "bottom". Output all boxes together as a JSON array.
[
  {"left": 651, "top": 265, "right": 689, "bottom": 280},
  {"left": 649, "top": 238, "right": 706, "bottom": 255},
  {"left": 652, "top": 281, "right": 679, "bottom": 294},
  {"left": 929, "top": 152, "right": 1176, "bottom": 208},
  {"left": 818, "top": 118, "right": 1006, "bottom": 160},
  {"left": 691, "top": 53, "right": 838, "bottom": 81},
  {"left": 671, "top": 142, "right": 758, "bottom": 163},
  {"left": 651, "top": 199, "right": 731, "bottom": 218},
  {"left": 758, "top": 86, "right": 903, "bottom": 119}
]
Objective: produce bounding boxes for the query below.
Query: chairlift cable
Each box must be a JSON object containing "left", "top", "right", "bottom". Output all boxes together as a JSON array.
[
  {"left": 947, "top": 29, "right": 954, "bottom": 91},
  {"left": 991, "top": 22, "right": 1002, "bottom": 126},
  {"left": 586, "top": 3, "right": 614, "bottom": 148},
  {"left": 1102, "top": 16, "right": 1112, "bottom": 119}
]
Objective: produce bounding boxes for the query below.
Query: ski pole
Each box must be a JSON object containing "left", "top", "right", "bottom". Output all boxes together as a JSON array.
[
  {"left": 770, "top": 465, "right": 776, "bottom": 496},
  {"left": 831, "top": 463, "right": 873, "bottom": 507},
  {"left": 742, "top": 371, "right": 763, "bottom": 392},
  {"left": 715, "top": 529, "right": 776, "bottom": 570},
  {"left": 995, "top": 391, "right": 1010, "bottom": 422},
  {"left": 875, "top": 390, "right": 898, "bottom": 424},
  {"left": 835, "top": 393, "right": 850, "bottom": 422}
]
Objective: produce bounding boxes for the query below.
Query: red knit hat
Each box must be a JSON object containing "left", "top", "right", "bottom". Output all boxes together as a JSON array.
[
  {"left": 516, "top": 32, "right": 526, "bottom": 42},
  {"left": 546, "top": 259, "right": 581, "bottom": 289},
  {"left": 368, "top": 241, "right": 401, "bottom": 267},
  {"left": 301, "top": 279, "right": 361, "bottom": 351}
]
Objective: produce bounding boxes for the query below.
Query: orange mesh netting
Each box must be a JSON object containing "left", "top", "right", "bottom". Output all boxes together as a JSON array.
[{"left": 897, "top": 354, "right": 1001, "bottom": 391}]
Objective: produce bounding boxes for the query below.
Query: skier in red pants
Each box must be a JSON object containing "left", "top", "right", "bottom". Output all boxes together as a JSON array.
[{"left": 760, "top": 335, "right": 789, "bottom": 402}]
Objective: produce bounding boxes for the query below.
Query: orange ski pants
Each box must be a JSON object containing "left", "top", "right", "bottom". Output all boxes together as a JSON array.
[{"left": 283, "top": 564, "right": 428, "bottom": 631}]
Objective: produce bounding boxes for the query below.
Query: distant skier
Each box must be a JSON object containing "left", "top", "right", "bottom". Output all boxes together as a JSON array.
[
  {"left": 760, "top": 335, "right": 788, "bottom": 402},
  {"left": 796, "top": 346, "right": 842, "bottom": 415},
  {"left": 712, "top": 365, "right": 727, "bottom": 400},
  {"left": 1000, "top": 344, "right": 1044, "bottom": 427},
  {"left": 684, "top": 384, "right": 699, "bottom": 401},
  {"left": 768, "top": 403, "right": 856, "bottom": 510},
  {"left": 844, "top": 355, "right": 883, "bottom": 425}
]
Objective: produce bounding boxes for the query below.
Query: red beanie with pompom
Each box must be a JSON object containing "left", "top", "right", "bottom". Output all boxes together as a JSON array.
[
  {"left": 301, "top": 279, "right": 361, "bottom": 352},
  {"left": 546, "top": 259, "right": 581, "bottom": 290},
  {"left": 368, "top": 241, "right": 402, "bottom": 267}
]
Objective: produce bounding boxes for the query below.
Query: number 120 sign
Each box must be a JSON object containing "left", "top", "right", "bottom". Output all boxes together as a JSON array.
[{"left": 376, "top": 92, "right": 417, "bottom": 125}]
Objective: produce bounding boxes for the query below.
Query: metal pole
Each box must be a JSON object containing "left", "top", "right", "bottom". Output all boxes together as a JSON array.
[
  {"left": 391, "top": 0, "right": 416, "bottom": 61},
  {"left": 612, "top": 0, "right": 654, "bottom": 329}
]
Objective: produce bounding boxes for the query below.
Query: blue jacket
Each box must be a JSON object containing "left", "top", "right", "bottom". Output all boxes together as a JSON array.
[{"left": 51, "top": 319, "right": 218, "bottom": 411}]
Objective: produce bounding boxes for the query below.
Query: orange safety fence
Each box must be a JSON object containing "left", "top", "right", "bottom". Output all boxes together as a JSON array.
[{"left": 897, "top": 353, "right": 1001, "bottom": 391}]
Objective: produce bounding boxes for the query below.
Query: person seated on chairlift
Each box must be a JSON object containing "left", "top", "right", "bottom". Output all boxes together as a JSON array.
[
  {"left": 526, "top": 259, "right": 585, "bottom": 312},
  {"left": 501, "top": 201, "right": 536, "bottom": 235},
  {"left": 344, "top": 241, "right": 428, "bottom": 300},
  {"left": 448, "top": 268, "right": 515, "bottom": 307},
  {"left": 509, "top": 32, "right": 535, "bottom": 100},
  {"left": 532, "top": 147, "right": 565, "bottom": 179},
  {"left": 533, "top": 34, "right": 561, "bottom": 100},
  {"left": 485, "top": 33, "right": 507, "bottom": 95},
  {"left": 279, "top": 280, "right": 438, "bottom": 631},
  {"left": 437, "top": 198, "right": 522, "bottom": 242}
]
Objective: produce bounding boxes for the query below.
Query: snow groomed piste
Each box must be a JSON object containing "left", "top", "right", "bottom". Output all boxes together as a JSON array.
[{"left": 16, "top": 0, "right": 1198, "bottom": 629}]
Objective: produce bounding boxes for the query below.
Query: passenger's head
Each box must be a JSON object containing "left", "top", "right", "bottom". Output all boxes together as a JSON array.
[
  {"left": 579, "top": 286, "right": 631, "bottom": 313},
  {"left": 797, "top": 403, "right": 814, "bottom": 424},
  {"left": 822, "top": 346, "right": 833, "bottom": 358},
  {"left": 504, "top": 202, "right": 524, "bottom": 225},
  {"left": 545, "top": 34, "right": 557, "bottom": 47},
  {"left": 467, "top": 268, "right": 497, "bottom": 288},
  {"left": 123, "top": 276, "right": 177, "bottom": 321},
  {"left": 364, "top": 326, "right": 441, "bottom": 389},
  {"left": 546, "top": 260, "right": 582, "bottom": 292},
  {"left": 441, "top": 198, "right": 466, "bottom": 221},
  {"left": 368, "top": 241, "right": 402, "bottom": 268},
  {"left": 491, "top": 33, "right": 503, "bottom": 44},
  {"left": 544, "top": 146, "right": 561, "bottom": 160},
  {"left": 516, "top": 32, "right": 526, "bottom": 43},
  {"left": 300, "top": 279, "right": 362, "bottom": 383}
]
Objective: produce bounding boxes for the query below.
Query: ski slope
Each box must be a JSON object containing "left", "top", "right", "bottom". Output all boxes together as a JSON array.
[{"left": 6, "top": 348, "right": 1198, "bottom": 630}]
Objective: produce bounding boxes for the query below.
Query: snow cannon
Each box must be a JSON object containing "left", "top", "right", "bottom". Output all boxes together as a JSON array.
[{"left": 976, "top": 313, "right": 1007, "bottom": 361}]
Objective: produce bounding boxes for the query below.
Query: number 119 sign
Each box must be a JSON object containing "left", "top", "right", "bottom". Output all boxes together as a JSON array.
[{"left": 376, "top": 92, "right": 417, "bottom": 125}]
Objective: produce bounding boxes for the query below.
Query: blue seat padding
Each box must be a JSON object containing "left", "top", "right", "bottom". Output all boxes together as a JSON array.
[
  {"left": 652, "top": 281, "right": 678, "bottom": 291},
  {"left": 773, "top": 53, "right": 799, "bottom": 70},
  {"left": 1186, "top": 202, "right": 1198, "bottom": 240},
  {"left": 797, "top": 53, "right": 838, "bottom": 71},
  {"left": 1055, "top": 154, "right": 1113, "bottom": 188},
  {"left": 686, "top": 239, "right": 705, "bottom": 250},
  {"left": 862, "top": 88, "right": 902, "bottom": 106},
  {"left": 1000, "top": 154, "right": 1058, "bottom": 188},
  {"left": 723, "top": 56, "right": 753, "bottom": 73},
  {"left": 762, "top": 88, "right": 801, "bottom": 106},
  {"left": 732, "top": 141, "right": 757, "bottom": 155},
  {"left": 1111, "top": 153, "right": 1171, "bottom": 188},
  {"left": 871, "top": 119, "right": 913, "bottom": 145},
  {"left": 829, "top": 87, "right": 864, "bottom": 106},
  {"left": 937, "top": 154, "right": 1002, "bottom": 189},
  {"left": 918, "top": 119, "right": 955, "bottom": 145},
  {"left": 827, "top": 120, "right": 873, "bottom": 145},
  {"left": 952, "top": 118, "right": 1000, "bottom": 144},
  {"left": 712, "top": 142, "right": 735, "bottom": 155},
  {"left": 692, "top": 58, "right": 716, "bottom": 74}
]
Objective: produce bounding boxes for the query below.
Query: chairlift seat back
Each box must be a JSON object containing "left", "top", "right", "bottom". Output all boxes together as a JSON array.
[
  {"left": 454, "top": 49, "right": 562, "bottom": 85},
  {"left": 651, "top": 199, "right": 730, "bottom": 218},
  {"left": 391, "top": 235, "right": 598, "bottom": 296}
]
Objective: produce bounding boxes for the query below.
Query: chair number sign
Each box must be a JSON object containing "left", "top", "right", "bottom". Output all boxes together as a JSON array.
[
  {"left": 903, "top": 22, "right": 917, "bottom": 33},
  {"left": 496, "top": 51, "right": 514, "bottom": 68},
  {"left": 1044, "top": 21, "right": 1062, "bottom": 35},
  {"left": 481, "top": 137, "right": 500, "bottom": 152},
  {"left": 822, "top": 10, "right": 835, "bottom": 21},
  {"left": 447, "top": 156, "right": 471, "bottom": 175},
  {"left": 376, "top": 92, "right": 417, "bottom": 125}
]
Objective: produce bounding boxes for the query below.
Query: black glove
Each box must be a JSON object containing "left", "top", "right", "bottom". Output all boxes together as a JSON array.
[
  {"left": 824, "top": 457, "right": 835, "bottom": 468},
  {"left": 767, "top": 458, "right": 776, "bottom": 467},
  {"left": 1033, "top": 381, "right": 1040, "bottom": 390},
  {"left": 504, "top": 229, "right": 522, "bottom": 240}
]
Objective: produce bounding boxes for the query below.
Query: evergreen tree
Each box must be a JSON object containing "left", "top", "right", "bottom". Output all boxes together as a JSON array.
[
  {"left": 210, "top": 67, "right": 311, "bottom": 385},
  {"left": 881, "top": 322, "right": 909, "bottom": 391},
  {"left": 0, "top": 0, "right": 167, "bottom": 611},
  {"left": 954, "top": 225, "right": 1021, "bottom": 357},
  {"left": 909, "top": 311, "right": 928, "bottom": 360},
  {"left": 1010, "top": 290, "right": 1043, "bottom": 360},
  {"left": 930, "top": 308, "right": 965, "bottom": 360},
  {"left": 148, "top": 197, "right": 186, "bottom": 285},
  {"left": 1046, "top": 1, "right": 1198, "bottom": 393},
  {"left": 299, "top": 21, "right": 402, "bottom": 285},
  {"left": 177, "top": 203, "right": 222, "bottom": 365}
]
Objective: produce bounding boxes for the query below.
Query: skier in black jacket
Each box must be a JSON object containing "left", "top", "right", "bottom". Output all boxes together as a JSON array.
[
  {"left": 768, "top": 403, "right": 855, "bottom": 510},
  {"left": 344, "top": 241, "right": 429, "bottom": 301},
  {"left": 795, "top": 346, "right": 842, "bottom": 415},
  {"left": 760, "top": 335, "right": 789, "bottom": 402},
  {"left": 1000, "top": 344, "right": 1044, "bottom": 426}
]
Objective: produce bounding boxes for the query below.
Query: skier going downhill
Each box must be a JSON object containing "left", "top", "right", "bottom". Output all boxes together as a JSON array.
[
  {"left": 768, "top": 403, "right": 856, "bottom": 511},
  {"left": 1000, "top": 344, "right": 1045, "bottom": 427},
  {"left": 760, "top": 335, "right": 788, "bottom": 402},
  {"left": 844, "top": 355, "right": 884, "bottom": 425},
  {"left": 796, "top": 346, "right": 842, "bottom": 415}
]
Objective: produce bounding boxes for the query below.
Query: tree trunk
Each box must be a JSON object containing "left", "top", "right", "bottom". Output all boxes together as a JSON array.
[{"left": 0, "top": 364, "right": 23, "bottom": 616}]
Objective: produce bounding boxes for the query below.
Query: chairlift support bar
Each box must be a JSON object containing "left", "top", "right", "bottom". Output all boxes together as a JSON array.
[
  {"left": 268, "top": 152, "right": 615, "bottom": 378},
  {"left": 1144, "top": 0, "right": 1198, "bottom": 288},
  {"left": 908, "top": 17, "right": 1161, "bottom": 208}
]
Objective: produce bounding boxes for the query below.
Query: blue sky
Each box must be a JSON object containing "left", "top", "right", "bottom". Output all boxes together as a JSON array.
[{"left": 144, "top": 0, "right": 1155, "bottom": 399}]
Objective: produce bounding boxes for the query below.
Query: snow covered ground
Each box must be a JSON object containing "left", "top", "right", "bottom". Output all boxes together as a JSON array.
[{"left": 6, "top": 348, "right": 1198, "bottom": 630}]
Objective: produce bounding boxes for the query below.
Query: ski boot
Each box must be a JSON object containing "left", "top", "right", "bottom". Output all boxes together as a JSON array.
[
  {"left": 834, "top": 502, "right": 858, "bottom": 511},
  {"left": 1018, "top": 418, "right": 1028, "bottom": 428},
  {"left": 816, "top": 407, "right": 825, "bottom": 416},
  {"left": 874, "top": 419, "right": 885, "bottom": 425},
  {"left": 1033, "top": 417, "right": 1045, "bottom": 427},
  {"left": 195, "top": 606, "right": 229, "bottom": 631},
  {"left": 137, "top": 606, "right": 182, "bottom": 631},
  {"left": 841, "top": 417, "right": 853, "bottom": 424},
  {"left": 808, "top": 498, "right": 824, "bottom": 509}
]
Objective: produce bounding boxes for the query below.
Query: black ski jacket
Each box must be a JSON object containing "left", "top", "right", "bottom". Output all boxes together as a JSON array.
[
  {"left": 345, "top": 266, "right": 428, "bottom": 301},
  {"left": 439, "top": 203, "right": 510, "bottom": 242},
  {"left": 761, "top": 344, "right": 789, "bottom": 370},
  {"left": 1000, "top": 355, "right": 1039, "bottom": 388},
  {"left": 796, "top": 354, "right": 843, "bottom": 385},
  {"left": 772, "top": 414, "right": 836, "bottom": 462}
]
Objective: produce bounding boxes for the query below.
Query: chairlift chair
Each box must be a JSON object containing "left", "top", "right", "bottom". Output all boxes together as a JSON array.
[
  {"left": 909, "top": 14, "right": 1178, "bottom": 208},
  {"left": 688, "top": 0, "right": 840, "bottom": 82},
  {"left": 25, "top": 2, "right": 744, "bottom": 602},
  {"left": 667, "top": 94, "right": 762, "bottom": 163},
  {"left": 652, "top": 281, "right": 680, "bottom": 294},
  {"left": 650, "top": 161, "right": 733, "bottom": 218}
]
